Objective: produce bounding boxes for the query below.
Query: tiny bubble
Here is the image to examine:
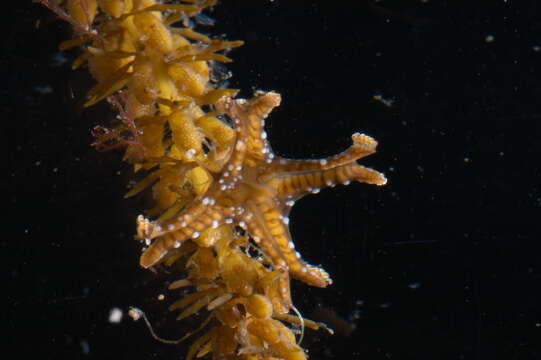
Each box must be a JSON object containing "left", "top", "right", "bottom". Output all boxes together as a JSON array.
[{"left": 108, "top": 308, "right": 123, "bottom": 323}]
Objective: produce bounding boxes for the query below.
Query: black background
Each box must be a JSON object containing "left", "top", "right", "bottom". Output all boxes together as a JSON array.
[{"left": 4, "top": 1, "right": 541, "bottom": 359}]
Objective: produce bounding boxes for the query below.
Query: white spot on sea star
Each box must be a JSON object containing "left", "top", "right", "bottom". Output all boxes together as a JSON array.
[
  {"left": 236, "top": 140, "right": 245, "bottom": 151},
  {"left": 185, "top": 148, "right": 196, "bottom": 159}
]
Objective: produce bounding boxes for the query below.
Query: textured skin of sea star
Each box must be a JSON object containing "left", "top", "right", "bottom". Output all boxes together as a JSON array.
[{"left": 136, "top": 91, "right": 386, "bottom": 304}]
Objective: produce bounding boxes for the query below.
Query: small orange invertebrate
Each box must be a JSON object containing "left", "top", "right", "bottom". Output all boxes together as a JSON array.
[{"left": 137, "top": 92, "right": 386, "bottom": 300}]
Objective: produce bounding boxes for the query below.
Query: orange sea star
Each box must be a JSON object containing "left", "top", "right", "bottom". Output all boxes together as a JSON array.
[{"left": 136, "top": 91, "right": 386, "bottom": 306}]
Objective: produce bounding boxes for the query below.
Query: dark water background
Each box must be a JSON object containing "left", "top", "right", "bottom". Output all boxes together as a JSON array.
[{"left": 4, "top": 1, "right": 541, "bottom": 359}]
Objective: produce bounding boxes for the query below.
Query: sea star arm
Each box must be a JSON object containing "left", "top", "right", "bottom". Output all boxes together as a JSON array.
[
  {"left": 212, "top": 92, "right": 281, "bottom": 180},
  {"left": 271, "top": 132, "right": 383, "bottom": 174},
  {"left": 272, "top": 161, "right": 386, "bottom": 201},
  {"left": 240, "top": 197, "right": 332, "bottom": 288},
  {"left": 235, "top": 196, "right": 329, "bottom": 309},
  {"left": 265, "top": 133, "right": 387, "bottom": 201},
  {"left": 233, "top": 91, "right": 279, "bottom": 166},
  {"left": 137, "top": 199, "right": 233, "bottom": 268}
]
